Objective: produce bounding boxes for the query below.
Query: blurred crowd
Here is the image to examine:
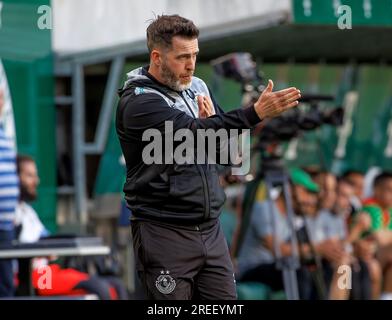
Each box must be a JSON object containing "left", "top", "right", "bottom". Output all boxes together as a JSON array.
[{"left": 228, "top": 166, "right": 392, "bottom": 300}]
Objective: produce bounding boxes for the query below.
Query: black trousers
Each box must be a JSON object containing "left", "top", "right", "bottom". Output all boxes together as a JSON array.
[{"left": 131, "top": 219, "right": 237, "bottom": 300}]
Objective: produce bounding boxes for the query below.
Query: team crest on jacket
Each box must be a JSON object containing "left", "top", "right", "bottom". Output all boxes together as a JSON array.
[{"left": 155, "top": 270, "right": 176, "bottom": 294}]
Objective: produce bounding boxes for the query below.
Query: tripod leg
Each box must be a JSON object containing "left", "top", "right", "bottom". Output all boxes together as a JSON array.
[
  {"left": 264, "top": 171, "right": 300, "bottom": 300},
  {"left": 282, "top": 267, "right": 299, "bottom": 300}
]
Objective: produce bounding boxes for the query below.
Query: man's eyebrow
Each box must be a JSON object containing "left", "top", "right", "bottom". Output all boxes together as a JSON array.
[{"left": 176, "top": 51, "right": 200, "bottom": 58}]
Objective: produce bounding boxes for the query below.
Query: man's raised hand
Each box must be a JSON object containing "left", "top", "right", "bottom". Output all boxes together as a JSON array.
[{"left": 254, "top": 79, "right": 301, "bottom": 120}]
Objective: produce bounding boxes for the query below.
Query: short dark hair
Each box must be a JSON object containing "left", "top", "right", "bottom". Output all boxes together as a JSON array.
[
  {"left": 374, "top": 171, "right": 392, "bottom": 188},
  {"left": 16, "top": 154, "right": 35, "bottom": 174},
  {"left": 342, "top": 170, "right": 364, "bottom": 179},
  {"left": 146, "top": 14, "right": 199, "bottom": 53},
  {"left": 337, "top": 176, "right": 352, "bottom": 187}
]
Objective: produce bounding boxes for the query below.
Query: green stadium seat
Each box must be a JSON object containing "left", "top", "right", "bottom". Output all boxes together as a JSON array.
[{"left": 269, "top": 290, "right": 287, "bottom": 300}]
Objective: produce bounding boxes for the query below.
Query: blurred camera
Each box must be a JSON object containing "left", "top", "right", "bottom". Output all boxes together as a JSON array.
[{"left": 211, "top": 52, "right": 344, "bottom": 146}]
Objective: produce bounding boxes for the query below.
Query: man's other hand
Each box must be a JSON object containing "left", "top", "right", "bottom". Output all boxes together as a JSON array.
[
  {"left": 254, "top": 79, "right": 301, "bottom": 120},
  {"left": 197, "top": 95, "right": 215, "bottom": 118}
]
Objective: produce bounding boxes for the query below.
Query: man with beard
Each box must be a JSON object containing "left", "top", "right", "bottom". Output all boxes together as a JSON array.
[
  {"left": 116, "top": 14, "right": 301, "bottom": 299},
  {"left": 15, "top": 155, "right": 49, "bottom": 242},
  {"left": 0, "top": 89, "right": 19, "bottom": 297}
]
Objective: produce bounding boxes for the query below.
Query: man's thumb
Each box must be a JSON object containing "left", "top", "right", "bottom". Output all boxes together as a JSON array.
[{"left": 265, "top": 79, "right": 273, "bottom": 93}]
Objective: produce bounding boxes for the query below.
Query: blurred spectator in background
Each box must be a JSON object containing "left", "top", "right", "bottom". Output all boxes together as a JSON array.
[
  {"left": 359, "top": 172, "right": 392, "bottom": 300},
  {"left": 312, "top": 171, "right": 337, "bottom": 212},
  {"left": 293, "top": 170, "right": 351, "bottom": 300},
  {"left": 236, "top": 168, "right": 319, "bottom": 299},
  {"left": 315, "top": 177, "right": 378, "bottom": 299},
  {"left": 342, "top": 170, "right": 365, "bottom": 213},
  {"left": 304, "top": 169, "right": 382, "bottom": 299},
  {"left": 0, "top": 88, "right": 19, "bottom": 297},
  {"left": 301, "top": 171, "right": 380, "bottom": 299},
  {"left": 15, "top": 155, "right": 128, "bottom": 299}
]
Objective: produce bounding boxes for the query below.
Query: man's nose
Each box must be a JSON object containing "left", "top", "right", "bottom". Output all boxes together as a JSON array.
[{"left": 186, "top": 58, "right": 196, "bottom": 71}]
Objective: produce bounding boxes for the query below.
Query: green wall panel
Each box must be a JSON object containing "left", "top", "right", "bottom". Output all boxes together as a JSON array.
[{"left": 0, "top": 0, "right": 56, "bottom": 232}]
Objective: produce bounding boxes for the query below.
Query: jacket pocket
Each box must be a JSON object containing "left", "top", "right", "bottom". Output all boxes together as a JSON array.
[{"left": 168, "top": 173, "right": 205, "bottom": 214}]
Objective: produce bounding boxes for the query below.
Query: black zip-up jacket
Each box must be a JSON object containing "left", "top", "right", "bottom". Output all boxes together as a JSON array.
[{"left": 116, "top": 67, "right": 261, "bottom": 225}]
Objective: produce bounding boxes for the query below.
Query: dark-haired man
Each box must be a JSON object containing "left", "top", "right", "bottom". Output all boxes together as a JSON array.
[
  {"left": 342, "top": 170, "right": 365, "bottom": 212},
  {"left": 116, "top": 14, "right": 301, "bottom": 300}
]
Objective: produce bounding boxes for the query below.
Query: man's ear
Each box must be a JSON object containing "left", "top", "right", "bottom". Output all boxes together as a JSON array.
[{"left": 151, "top": 49, "right": 162, "bottom": 67}]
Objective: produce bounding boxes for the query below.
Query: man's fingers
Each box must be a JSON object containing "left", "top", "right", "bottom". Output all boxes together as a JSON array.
[
  {"left": 278, "top": 90, "right": 301, "bottom": 104},
  {"left": 272, "top": 86, "right": 297, "bottom": 95},
  {"left": 197, "top": 96, "right": 207, "bottom": 117},
  {"left": 198, "top": 95, "right": 215, "bottom": 118},
  {"left": 282, "top": 100, "right": 299, "bottom": 111},
  {"left": 267, "top": 91, "right": 300, "bottom": 114},
  {"left": 205, "top": 95, "right": 213, "bottom": 107},
  {"left": 198, "top": 95, "right": 215, "bottom": 117},
  {"left": 274, "top": 89, "right": 300, "bottom": 99},
  {"left": 197, "top": 95, "right": 204, "bottom": 109},
  {"left": 204, "top": 96, "right": 215, "bottom": 115}
]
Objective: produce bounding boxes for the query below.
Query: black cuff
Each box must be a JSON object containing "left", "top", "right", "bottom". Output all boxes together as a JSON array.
[{"left": 242, "top": 104, "right": 262, "bottom": 126}]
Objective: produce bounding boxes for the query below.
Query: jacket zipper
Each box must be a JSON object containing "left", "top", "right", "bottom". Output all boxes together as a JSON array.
[
  {"left": 180, "top": 91, "right": 197, "bottom": 118},
  {"left": 198, "top": 165, "right": 210, "bottom": 220},
  {"left": 180, "top": 92, "right": 211, "bottom": 220}
]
